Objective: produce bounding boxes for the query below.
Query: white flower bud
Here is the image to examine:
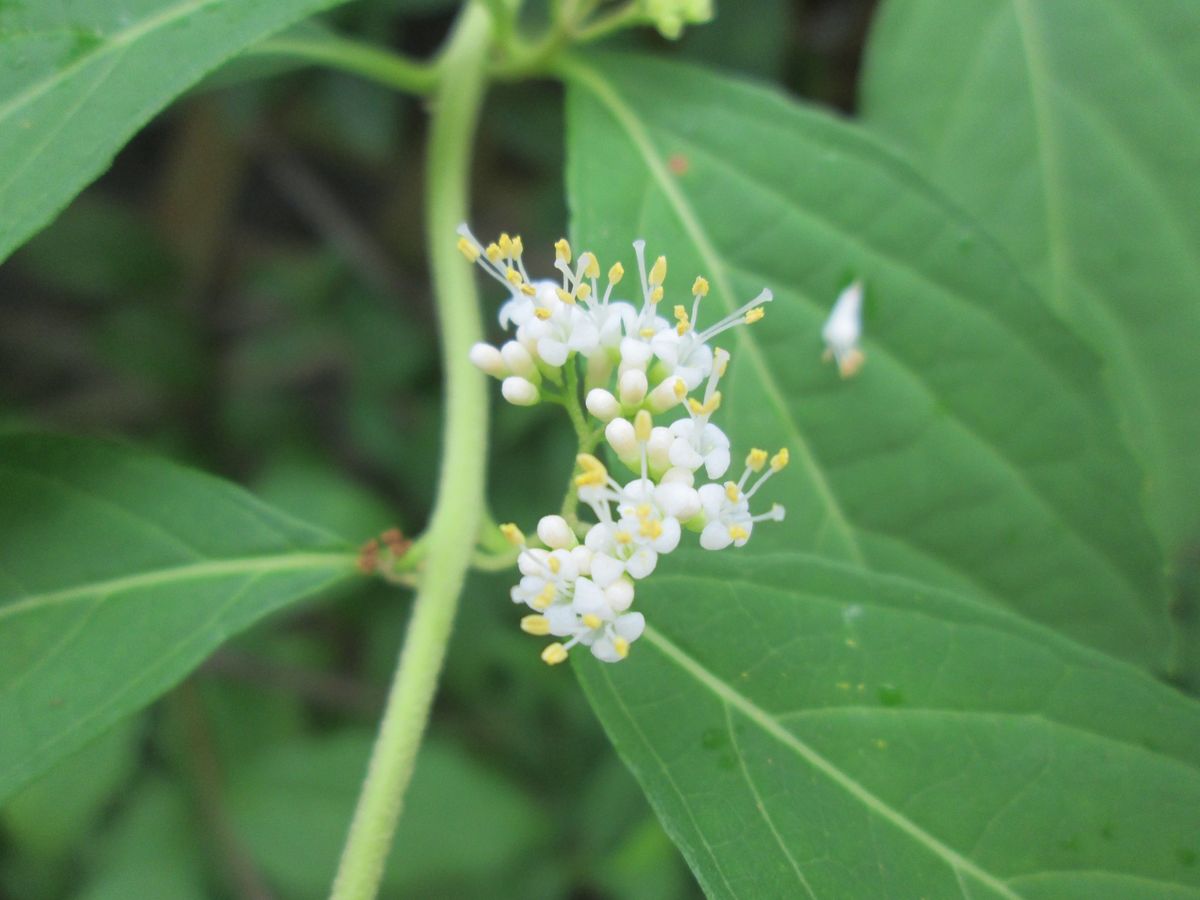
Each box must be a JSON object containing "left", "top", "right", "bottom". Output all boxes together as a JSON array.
[
  {"left": 647, "top": 425, "right": 673, "bottom": 472},
  {"left": 585, "top": 349, "right": 614, "bottom": 391},
  {"left": 660, "top": 466, "right": 695, "bottom": 487},
  {"left": 469, "top": 342, "right": 507, "bottom": 378},
  {"left": 585, "top": 389, "right": 621, "bottom": 422},
  {"left": 501, "top": 341, "right": 537, "bottom": 379},
  {"left": 605, "top": 577, "right": 635, "bottom": 613},
  {"left": 646, "top": 375, "right": 686, "bottom": 413},
  {"left": 605, "top": 417, "right": 639, "bottom": 461},
  {"left": 618, "top": 368, "right": 648, "bottom": 406},
  {"left": 537, "top": 515, "right": 576, "bottom": 549},
  {"left": 501, "top": 376, "right": 539, "bottom": 406}
]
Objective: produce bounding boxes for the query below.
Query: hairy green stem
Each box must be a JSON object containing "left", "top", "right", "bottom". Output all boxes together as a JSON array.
[
  {"left": 248, "top": 33, "right": 439, "bottom": 95},
  {"left": 329, "top": 6, "right": 492, "bottom": 899}
]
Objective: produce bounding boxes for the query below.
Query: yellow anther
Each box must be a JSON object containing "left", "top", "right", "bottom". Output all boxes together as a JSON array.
[
  {"left": 634, "top": 409, "right": 653, "bottom": 442},
  {"left": 556, "top": 287, "right": 575, "bottom": 305},
  {"left": 511, "top": 235, "right": 524, "bottom": 258},
  {"left": 692, "top": 276, "right": 709, "bottom": 296},
  {"left": 725, "top": 481, "right": 740, "bottom": 502},
  {"left": 574, "top": 453, "right": 608, "bottom": 487},
  {"left": 500, "top": 523, "right": 525, "bottom": 546},
  {"left": 746, "top": 448, "right": 768, "bottom": 472},
  {"left": 581, "top": 253, "right": 600, "bottom": 279},
  {"left": 639, "top": 327, "right": 656, "bottom": 338},
  {"left": 485, "top": 243, "right": 502, "bottom": 262},
  {"left": 608, "top": 261, "right": 624, "bottom": 284},
  {"left": 520, "top": 283, "right": 536, "bottom": 296},
  {"left": 615, "top": 531, "right": 633, "bottom": 545},
  {"left": 650, "top": 286, "right": 664, "bottom": 304},
  {"left": 457, "top": 236, "right": 480, "bottom": 261},
  {"left": 534, "top": 584, "right": 556, "bottom": 609},
  {"left": 548, "top": 556, "right": 561, "bottom": 574},
  {"left": 635, "top": 503, "right": 652, "bottom": 519},
  {"left": 505, "top": 267, "right": 522, "bottom": 285},
  {"left": 673, "top": 304, "right": 688, "bottom": 322},
  {"left": 770, "top": 448, "right": 790, "bottom": 471},
  {"left": 639, "top": 518, "right": 663, "bottom": 539},
  {"left": 688, "top": 394, "right": 720, "bottom": 417},
  {"left": 716, "top": 349, "right": 729, "bottom": 376},
  {"left": 582, "top": 613, "right": 603, "bottom": 630},
  {"left": 555, "top": 238, "right": 572, "bottom": 264},
  {"left": 688, "top": 398, "right": 703, "bottom": 415},
  {"left": 673, "top": 379, "right": 687, "bottom": 398},
  {"left": 498, "top": 233, "right": 513, "bottom": 256},
  {"left": 576, "top": 283, "right": 592, "bottom": 301},
  {"left": 521, "top": 614, "right": 551, "bottom": 636},
  {"left": 541, "top": 643, "right": 569, "bottom": 665},
  {"left": 745, "top": 307, "right": 765, "bottom": 324},
  {"left": 729, "top": 525, "right": 749, "bottom": 541},
  {"left": 677, "top": 322, "right": 688, "bottom": 336},
  {"left": 534, "top": 307, "right": 553, "bottom": 320},
  {"left": 612, "top": 636, "right": 630, "bottom": 659},
  {"left": 649, "top": 255, "right": 667, "bottom": 286}
]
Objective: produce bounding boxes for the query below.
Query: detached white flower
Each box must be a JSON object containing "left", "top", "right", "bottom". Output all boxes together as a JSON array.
[{"left": 822, "top": 279, "right": 865, "bottom": 378}]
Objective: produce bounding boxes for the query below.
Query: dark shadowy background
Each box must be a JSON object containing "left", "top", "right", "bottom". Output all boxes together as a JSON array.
[{"left": 0, "top": 2, "right": 877, "bottom": 897}]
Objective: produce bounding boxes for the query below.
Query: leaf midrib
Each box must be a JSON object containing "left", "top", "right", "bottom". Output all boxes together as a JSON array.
[
  {"left": 0, "top": 552, "right": 356, "bottom": 621},
  {"left": 641, "top": 623, "right": 1024, "bottom": 900}
]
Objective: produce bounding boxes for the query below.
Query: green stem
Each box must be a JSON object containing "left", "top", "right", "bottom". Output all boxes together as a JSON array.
[
  {"left": 248, "top": 34, "right": 439, "bottom": 95},
  {"left": 330, "top": 6, "right": 492, "bottom": 900}
]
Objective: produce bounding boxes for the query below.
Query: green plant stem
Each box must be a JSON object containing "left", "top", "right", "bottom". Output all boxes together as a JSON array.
[
  {"left": 329, "top": 6, "right": 492, "bottom": 900},
  {"left": 248, "top": 33, "right": 439, "bottom": 95}
]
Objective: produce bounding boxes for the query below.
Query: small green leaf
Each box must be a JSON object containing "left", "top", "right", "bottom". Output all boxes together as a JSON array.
[
  {"left": 563, "top": 54, "right": 1169, "bottom": 668},
  {"left": 576, "top": 551, "right": 1200, "bottom": 898},
  {"left": 0, "top": 0, "right": 353, "bottom": 263},
  {"left": 0, "top": 434, "right": 356, "bottom": 803},
  {"left": 860, "top": 0, "right": 1200, "bottom": 581}
]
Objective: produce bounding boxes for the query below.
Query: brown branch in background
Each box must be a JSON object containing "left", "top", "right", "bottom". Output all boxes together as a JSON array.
[{"left": 200, "top": 649, "right": 385, "bottom": 718}]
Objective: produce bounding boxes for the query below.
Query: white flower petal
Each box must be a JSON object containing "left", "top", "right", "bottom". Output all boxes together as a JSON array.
[{"left": 700, "top": 520, "right": 733, "bottom": 550}]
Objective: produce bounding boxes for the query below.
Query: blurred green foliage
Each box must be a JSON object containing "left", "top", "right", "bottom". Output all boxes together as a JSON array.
[{"left": 0, "top": 1, "right": 876, "bottom": 896}]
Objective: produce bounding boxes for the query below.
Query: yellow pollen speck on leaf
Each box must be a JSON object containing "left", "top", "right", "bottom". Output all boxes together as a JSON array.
[
  {"left": 771, "top": 448, "right": 790, "bottom": 471},
  {"left": 634, "top": 409, "right": 653, "bottom": 441},
  {"left": 534, "top": 307, "right": 553, "bottom": 320},
  {"left": 729, "top": 525, "right": 749, "bottom": 541},
  {"left": 520, "top": 283, "right": 536, "bottom": 296},
  {"left": 649, "top": 255, "right": 667, "bottom": 285},
  {"left": 609, "top": 262, "right": 624, "bottom": 284},
  {"left": 500, "top": 523, "right": 525, "bottom": 546},
  {"left": 746, "top": 448, "right": 768, "bottom": 472},
  {"left": 457, "top": 237, "right": 479, "bottom": 261},
  {"left": 613, "top": 637, "right": 630, "bottom": 659},
  {"left": 555, "top": 238, "right": 571, "bottom": 263},
  {"left": 692, "top": 276, "right": 709, "bottom": 296},
  {"left": 725, "top": 482, "right": 740, "bottom": 502},
  {"left": 521, "top": 615, "right": 550, "bottom": 635},
  {"left": 541, "top": 643, "right": 568, "bottom": 665},
  {"left": 485, "top": 243, "right": 502, "bottom": 262},
  {"left": 615, "top": 531, "right": 633, "bottom": 545},
  {"left": 582, "top": 613, "right": 603, "bottom": 630},
  {"left": 745, "top": 307, "right": 765, "bottom": 324},
  {"left": 577, "top": 283, "right": 592, "bottom": 301}
]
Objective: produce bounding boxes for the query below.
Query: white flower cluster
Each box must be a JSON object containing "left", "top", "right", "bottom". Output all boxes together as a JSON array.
[{"left": 459, "top": 226, "right": 789, "bottom": 666}]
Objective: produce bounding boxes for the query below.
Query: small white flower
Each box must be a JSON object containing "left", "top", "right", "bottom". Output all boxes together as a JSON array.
[
  {"left": 511, "top": 548, "right": 579, "bottom": 610},
  {"left": 667, "top": 347, "right": 731, "bottom": 478},
  {"left": 532, "top": 576, "right": 646, "bottom": 664},
  {"left": 698, "top": 448, "right": 788, "bottom": 550},
  {"left": 822, "top": 279, "right": 865, "bottom": 378},
  {"left": 520, "top": 299, "right": 599, "bottom": 366}
]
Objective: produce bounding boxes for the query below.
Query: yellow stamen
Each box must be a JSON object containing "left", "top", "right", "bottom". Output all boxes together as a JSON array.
[
  {"left": 555, "top": 238, "right": 572, "bottom": 264},
  {"left": 649, "top": 286, "right": 664, "bottom": 304},
  {"left": 520, "top": 283, "right": 536, "bottom": 296},
  {"left": 608, "top": 261, "right": 624, "bottom": 284},
  {"left": 485, "top": 243, "right": 502, "bottom": 262},
  {"left": 457, "top": 237, "right": 480, "bottom": 261},
  {"left": 692, "top": 276, "right": 709, "bottom": 296},
  {"left": 673, "top": 305, "right": 688, "bottom": 322},
  {"left": 582, "top": 613, "right": 603, "bottom": 630},
  {"left": 511, "top": 235, "right": 524, "bottom": 258},
  {"left": 521, "top": 615, "right": 550, "bottom": 636},
  {"left": 556, "top": 287, "right": 575, "bottom": 305},
  {"left": 534, "top": 583, "right": 556, "bottom": 609},
  {"left": 688, "top": 393, "right": 721, "bottom": 417},
  {"left": 500, "top": 523, "right": 525, "bottom": 546},
  {"left": 746, "top": 449, "right": 768, "bottom": 472},
  {"left": 770, "top": 448, "right": 790, "bottom": 471},
  {"left": 615, "top": 531, "right": 633, "bottom": 545},
  {"left": 725, "top": 481, "right": 740, "bottom": 502},
  {"left": 649, "top": 255, "right": 667, "bottom": 286},
  {"left": 498, "top": 233, "right": 513, "bottom": 256},
  {"left": 582, "top": 253, "right": 600, "bottom": 279},
  {"left": 673, "top": 379, "right": 687, "bottom": 399},
  {"left": 548, "top": 556, "right": 561, "bottom": 574},
  {"left": 639, "top": 518, "right": 663, "bottom": 539},
  {"left": 574, "top": 453, "right": 608, "bottom": 487},
  {"left": 541, "top": 643, "right": 568, "bottom": 665},
  {"left": 635, "top": 503, "right": 652, "bottom": 519},
  {"left": 729, "top": 525, "right": 749, "bottom": 541},
  {"left": 745, "top": 307, "right": 765, "bottom": 324},
  {"left": 505, "top": 267, "right": 522, "bottom": 285},
  {"left": 715, "top": 348, "right": 729, "bottom": 376},
  {"left": 534, "top": 307, "right": 553, "bottom": 320},
  {"left": 634, "top": 409, "right": 653, "bottom": 442},
  {"left": 612, "top": 637, "right": 630, "bottom": 659},
  {"left": 639, "top": 327, "right": 656, "bottom": 338},
  {"left": 576, "top": 283, "right": 592, "bottom": 301}
]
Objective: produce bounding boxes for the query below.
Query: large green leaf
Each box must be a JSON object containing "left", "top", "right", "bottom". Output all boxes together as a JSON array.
[
  {"left": 859, "top": 0, "right": 1200, "bottom": 581},
  {"left": 0, "top": 434, "right": 356, "bottom": 803},
  {"left": 563, "top": 54, "right": 1168, "bottom": 668},
  {"left": 576, "top": 551, "right": 1200, "bottom": 899},
  {"left": 0, "top": 0, "right": 352, "bottom": 264}
]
